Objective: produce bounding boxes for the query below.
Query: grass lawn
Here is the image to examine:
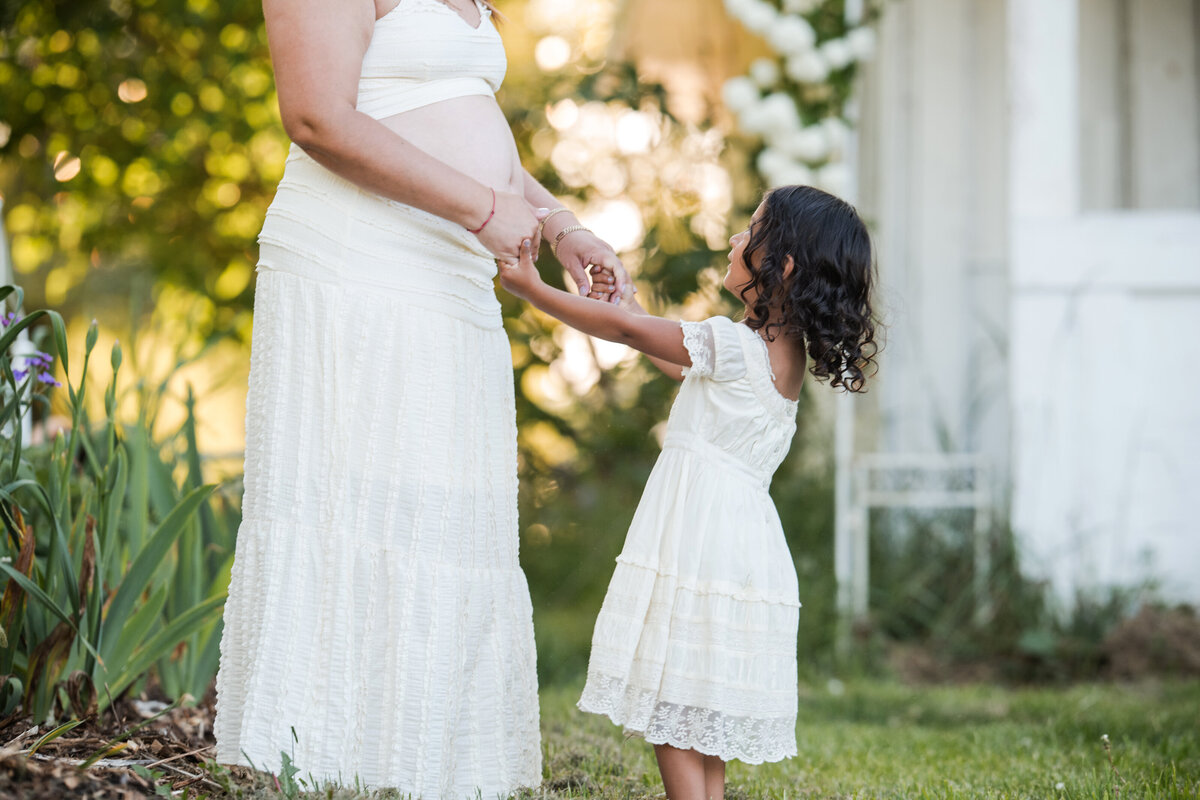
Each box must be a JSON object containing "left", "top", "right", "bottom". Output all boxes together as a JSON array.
[{"left": 209, "top": 679, "right": 1200, "bottom": 800}]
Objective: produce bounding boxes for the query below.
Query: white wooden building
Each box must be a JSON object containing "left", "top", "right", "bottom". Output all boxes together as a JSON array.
[{"left": 854, "top": 0, "right": 1200, "bottom": 605}]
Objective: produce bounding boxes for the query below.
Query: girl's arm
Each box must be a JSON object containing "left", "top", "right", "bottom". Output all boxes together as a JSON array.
[
  {"left": 502, "top": 241, "right": 691, "bottom": 368},
  {"left": 521, "top": 170, "right": 630, "bottom": 303},
  {"left": 582, "top": 263, "right": 683, "bottom": 380},
  {"left": 608, "top": 289, "right": 686, "bottom": 382},
  {"left": 263, "top": 0, "right": 539, "bottom": 263}
]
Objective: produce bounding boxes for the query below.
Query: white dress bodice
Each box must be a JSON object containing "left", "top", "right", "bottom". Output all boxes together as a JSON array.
[{"left": 357, "top": 0, "right": 506, "bottom": 119}]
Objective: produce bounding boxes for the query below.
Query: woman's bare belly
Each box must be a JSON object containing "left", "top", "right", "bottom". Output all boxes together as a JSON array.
[{"left": 379, "top": 95, "right": 523, "bottom": 194}]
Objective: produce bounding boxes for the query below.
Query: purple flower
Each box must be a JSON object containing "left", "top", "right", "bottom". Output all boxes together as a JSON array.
[
  {"left": 1, "top": 312, "right": 18, "bottom": 327},
  {"left": 12, "top": 368, "right": 28, "bottom": 381},
  {"left": 36, "top": 372, "right": 60, "bottom": 387},
  {"left": 33, "top": 351, "right": 54, "bottom": 368}
]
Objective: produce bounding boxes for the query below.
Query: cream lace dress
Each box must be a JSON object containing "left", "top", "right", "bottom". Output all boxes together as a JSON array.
[{"left": 577, "top": 315, "right": 801, "bottom": 764}]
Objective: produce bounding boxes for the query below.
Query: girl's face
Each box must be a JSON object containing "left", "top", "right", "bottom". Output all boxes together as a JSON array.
[{"left": 724, "top": 201, "right": 766, "bottom": 301}]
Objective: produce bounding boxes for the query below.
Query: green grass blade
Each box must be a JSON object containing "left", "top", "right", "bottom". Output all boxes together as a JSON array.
[
  {"left": 78, "top": 741, "right": 127, "bottom": 769},
  {"left": 26, "top": 718, "right": 83, "bottom": 757}
]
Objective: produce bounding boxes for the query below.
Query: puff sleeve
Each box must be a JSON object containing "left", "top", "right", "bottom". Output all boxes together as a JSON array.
[{"left": 680, "top": 316, "right": 747, "bottom": 381}]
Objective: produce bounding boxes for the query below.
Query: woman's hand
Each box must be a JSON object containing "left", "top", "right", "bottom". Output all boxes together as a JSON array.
[
  {"left": 473, "top": 191, "right": 544, "bottom": 263},
  {"left": 497, "top": 238, "right": 544, "bottom": 301},
  {"left": 555, "top": 230, "right": 631, "bottom": 304}
]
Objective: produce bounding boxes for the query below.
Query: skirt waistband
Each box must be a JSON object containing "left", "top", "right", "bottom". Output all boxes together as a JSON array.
[
  {"left": 256, "top": 145, "right": 502, "bottom": 330},
  {"left": 662, "top": 431, "right": 771, "bottom": 491}
]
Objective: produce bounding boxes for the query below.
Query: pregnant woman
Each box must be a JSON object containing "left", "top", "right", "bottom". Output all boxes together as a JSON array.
[{"left": 212, "top": 1, "right": 627, "bottom": 797}]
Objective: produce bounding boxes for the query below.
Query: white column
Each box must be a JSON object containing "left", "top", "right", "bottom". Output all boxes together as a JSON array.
[
  {"left": 1008, "top": 0, "right": 1081, "bottom": 600},
  {"left": 835, "top": 0, "right": 866, "bottom": 639},
  {"left": 1008, "top": 0, "right": 1079, "bottom": 223}
]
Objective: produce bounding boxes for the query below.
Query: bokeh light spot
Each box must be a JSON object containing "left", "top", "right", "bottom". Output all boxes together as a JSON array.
[
  {"left": 118, "top": 77, "right": 148, "bottom": 103},
  {"left": 535, "top": 36, "right": 572, "bottom": 71},
  {"left": 546, "top": 98, "right": 579, "bottom": 131},
  {"left": 53, "top": 151, "right": 82, "bottom": 182}
]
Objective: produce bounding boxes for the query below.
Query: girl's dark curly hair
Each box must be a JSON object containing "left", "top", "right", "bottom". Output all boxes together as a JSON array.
[{"left": 739, "top": 185, "right": 879, "bottom": 392}]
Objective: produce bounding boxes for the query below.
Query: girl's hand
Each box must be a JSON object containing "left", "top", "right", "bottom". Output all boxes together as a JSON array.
[
  {"left": 555, "top": 230, "right": 631, "bottom": 304},
  {"left": 588, "top": 264, "right": 636, "bottom": 305},
  {"left": 497, "top": 238, "right": 543, "bottom": 301},
  {"left": 473, "top": 191, "right": 544, "bottom": 263},
  {"left": 585, "top": 263, "right": 615, "bottom": 302}
]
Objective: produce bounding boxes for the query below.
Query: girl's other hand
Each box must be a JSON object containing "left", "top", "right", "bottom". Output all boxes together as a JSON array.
[
  {"left": 498, "top": 238, "right": 542, "bottom": 301},
  {"left": 474, "top": 190, "right": 543, "bottom": 263}
]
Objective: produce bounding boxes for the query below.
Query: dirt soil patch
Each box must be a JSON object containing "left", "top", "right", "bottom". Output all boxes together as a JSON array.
[
  {"left": 0, "top": 691, "right": 239, "bottom": 800},
  {"left": 1103, "top": 604, "right": 1200, "bottom": 679}
]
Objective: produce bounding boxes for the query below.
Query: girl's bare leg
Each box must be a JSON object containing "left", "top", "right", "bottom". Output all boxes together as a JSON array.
[
  {"left": 654, "top": 744, "right": 707, "bottom": 800},
  {"left": 702, "top": 753, "right": 726, "bottom": 800}
]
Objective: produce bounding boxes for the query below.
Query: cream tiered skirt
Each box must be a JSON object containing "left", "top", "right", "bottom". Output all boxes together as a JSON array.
[
  {"left": 214, "top": 147, "right": 541, "bottom": 799},
  {"left": 577, "top": 439, "right": 800, "bottom": 764}
]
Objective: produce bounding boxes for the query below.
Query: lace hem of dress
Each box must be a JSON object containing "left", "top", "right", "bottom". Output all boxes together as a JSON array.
[
  {"left": 578, "top": 674, "right": 797, "bottom": 764},
  {"left": 680, "top": 320, "right": 715, "bottom": 378}
]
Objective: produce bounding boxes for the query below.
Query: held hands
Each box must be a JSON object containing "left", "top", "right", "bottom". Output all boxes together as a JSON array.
[
  {"left": 496, "top": 238, "right": 544, "bottom": 302},
  {"left": 554, "top": 229, "right": 631, "bottom": 305},
  {"left": 476, "top": 188, "right": 633, "bottom": 301},
  {"left": 499, "top": 240, "right": 636, "bottom": 313},
  {"left": 587, "top": 263, "right": 636, "bottom": 306}
]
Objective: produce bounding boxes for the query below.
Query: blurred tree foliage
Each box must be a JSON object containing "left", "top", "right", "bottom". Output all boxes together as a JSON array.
[
  {"left": 1, "top": 0, "right": 279, "bottom": 339},
  {"left": 1, "top": 0, "right": 842, "bottom": 685}
]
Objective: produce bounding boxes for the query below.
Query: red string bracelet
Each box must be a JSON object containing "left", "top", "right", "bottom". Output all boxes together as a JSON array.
[{"left": 467, "top": 187, "right": 496, "bottom": 235}]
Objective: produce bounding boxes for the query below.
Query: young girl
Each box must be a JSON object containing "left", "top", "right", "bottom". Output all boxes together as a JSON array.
[{"left": 499, "top": 184, "right": 878, "bottom": 800}]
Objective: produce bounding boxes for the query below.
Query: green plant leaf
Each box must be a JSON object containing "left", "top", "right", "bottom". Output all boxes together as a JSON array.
[
  {"left": 0, "top": 563, "right": 100, "bottom": 664},
  {"left": 0, "top": 286, "right": 23, "bottom": 309},
  {"left": 107, "top": 595, "right": 225, "bottom": 699},
  {"left": 0, "top": 309, "right": 50, "bottom": 356},
  {"left": 99, "top": 484, "right": 215, "bottom": 651},
  {"left": 22, "top": 482, "right": 82, "bottom": 619},
  {"left": 100, "top": 585, "right": 167, "bottom": 683}
]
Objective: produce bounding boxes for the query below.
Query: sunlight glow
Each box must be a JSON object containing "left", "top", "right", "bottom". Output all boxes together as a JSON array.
[{"left": 579, "top": 199, "right": 643, "bottom": 254}]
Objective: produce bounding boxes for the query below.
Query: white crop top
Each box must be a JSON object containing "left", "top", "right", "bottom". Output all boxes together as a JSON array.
[{"left": 356, "top": 0, "right": 507, "bottom": 120}]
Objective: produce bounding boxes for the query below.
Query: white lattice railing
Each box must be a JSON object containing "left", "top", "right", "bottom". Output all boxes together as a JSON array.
[{"left": 836, "top": 452, "right": 994, "bottom": 644}]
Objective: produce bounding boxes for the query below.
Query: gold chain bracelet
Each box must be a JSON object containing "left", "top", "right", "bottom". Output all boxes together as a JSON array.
[
  {"left": 551, "top": 224, "right": 589, "bottom": 257},
  {"left": 538, "top": 207, "right": 574, "bottom": 235}
]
